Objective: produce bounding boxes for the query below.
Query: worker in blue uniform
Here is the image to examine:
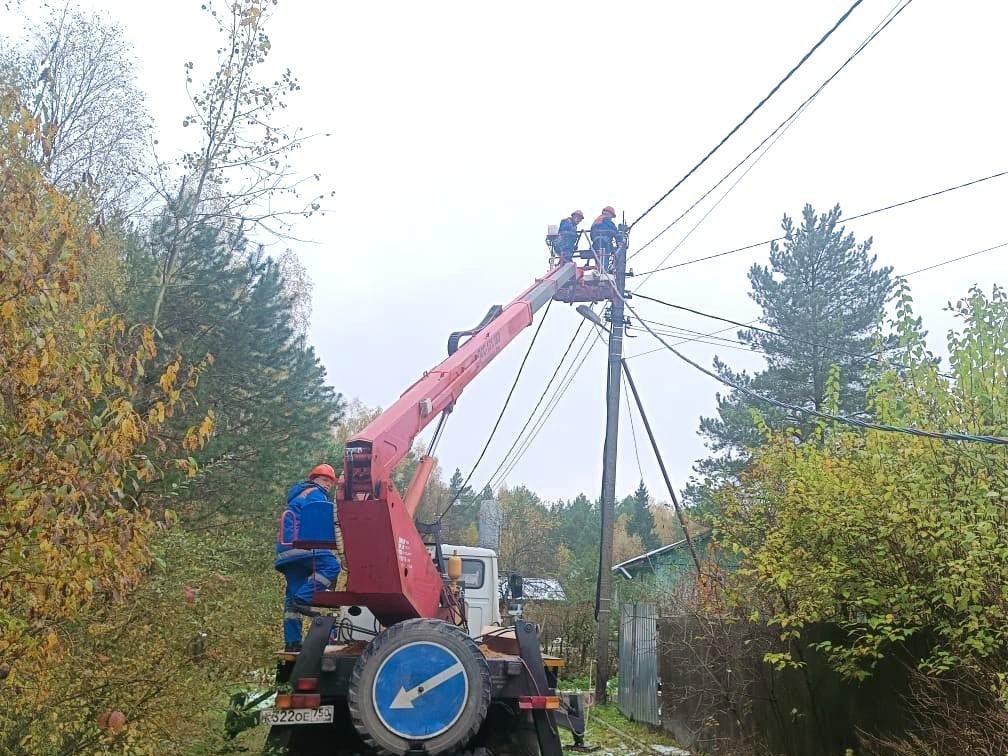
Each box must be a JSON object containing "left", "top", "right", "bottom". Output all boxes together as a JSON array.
[
  {"left": 556, "top": 209, "right": 584, "bottom": 262},
  {"left": 590, "top": 206, "right": 618, "bottom": 271},
  {"left": 275, "top": 463, "right": 342, "bottom": 651}
]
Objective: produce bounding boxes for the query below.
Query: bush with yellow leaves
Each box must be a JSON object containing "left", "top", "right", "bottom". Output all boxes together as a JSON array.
[{"left": 0, "top": 91, "right": 210, "bottom": 717}]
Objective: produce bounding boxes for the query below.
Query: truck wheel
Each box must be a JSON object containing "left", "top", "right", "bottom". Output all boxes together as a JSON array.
[{"left": 349, "top": 618, "right": 491, "bottom": 756}]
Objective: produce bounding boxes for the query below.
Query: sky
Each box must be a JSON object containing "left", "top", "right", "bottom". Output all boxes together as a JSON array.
[{"left": 3, "top": 0, "right": 1006, "bottom": 505}]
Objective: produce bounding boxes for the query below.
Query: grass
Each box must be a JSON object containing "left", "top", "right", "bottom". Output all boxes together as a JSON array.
[{"left": 561, "top": 703, "right": 690, "bottom": 755}]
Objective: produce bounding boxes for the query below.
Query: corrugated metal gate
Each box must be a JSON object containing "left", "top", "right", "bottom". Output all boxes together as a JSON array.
[{"left": 617, "top": 603, "right": 659, "bottom": 725}]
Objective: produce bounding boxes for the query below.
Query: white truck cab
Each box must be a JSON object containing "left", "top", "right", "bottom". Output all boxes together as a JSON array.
[{"left": 337, "top": 544, "right": 501, "bottom": 640}]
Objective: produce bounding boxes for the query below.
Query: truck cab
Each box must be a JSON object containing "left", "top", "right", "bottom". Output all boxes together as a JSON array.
[{"left": 337, "top": 544, "right": 501, "bottom": 641}]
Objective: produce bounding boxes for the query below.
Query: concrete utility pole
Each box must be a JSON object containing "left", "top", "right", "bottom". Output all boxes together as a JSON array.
[{"left": 593, "top": 228, "right": 628, "bottom": 704}]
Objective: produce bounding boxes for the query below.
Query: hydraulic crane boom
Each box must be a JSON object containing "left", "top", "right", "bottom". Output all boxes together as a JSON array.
[
  {"left": 311, "top": 261, "right": 580, "bottom": 625},
  {"left": 343, "top": 261, "right": 577, "bottom": 498}
]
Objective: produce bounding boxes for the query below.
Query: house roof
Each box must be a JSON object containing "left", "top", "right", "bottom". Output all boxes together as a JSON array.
[
  {"left": 497, "top": 577, "right": 567, "bottom": 602},
  {"left": 611, "top": 529, "right": 712, "bottom": 578}
]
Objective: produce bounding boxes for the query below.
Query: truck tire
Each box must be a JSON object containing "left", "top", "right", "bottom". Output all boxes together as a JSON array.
[{"left": 349, "top": 618, "right": 491, "bottom": 756}]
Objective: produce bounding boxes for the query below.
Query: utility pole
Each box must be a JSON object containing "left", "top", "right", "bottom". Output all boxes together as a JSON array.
[{"left": 593, "top": 227, "right": 628, "bottom": 704}]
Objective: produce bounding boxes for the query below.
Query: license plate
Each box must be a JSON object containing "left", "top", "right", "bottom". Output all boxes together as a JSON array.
[{"left": 261, "top": 705, "right": 334, "bottom": 726}]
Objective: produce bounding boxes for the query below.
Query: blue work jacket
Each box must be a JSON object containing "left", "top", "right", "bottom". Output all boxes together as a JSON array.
[
  {"left": 275, "top": 481, "right": 336, "bottom": 567},
  {"left": 557, "top": 217, "right": 579, "bottom": 257},
  {"left": 590, "top": 217, "right": 618, "bottom": 244}
]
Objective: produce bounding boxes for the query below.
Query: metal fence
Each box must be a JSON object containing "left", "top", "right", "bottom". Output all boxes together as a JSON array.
[{"left": 617, "top": 602, "right": 659, "bottom": 725}]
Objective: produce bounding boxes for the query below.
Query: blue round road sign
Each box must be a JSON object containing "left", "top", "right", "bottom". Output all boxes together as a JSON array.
[{"left": 372, "top": 641, "right": 469, "bottom": 740}]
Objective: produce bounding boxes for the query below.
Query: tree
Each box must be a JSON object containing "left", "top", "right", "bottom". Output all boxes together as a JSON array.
[
  {"left": 621, "top": 480, "right": 660, "bottom": 551},
  {"left": 0, "top": 94, "right": 208, "bottom": 724},
  {"left": 497, "top": 486, "right": 558, "bottom": 577},
  {"left": 0, "top": 6, "right": 149, "bottom": 213},
  {"left": 438, "top": 468, "right": 479, "bottom": 543},
  {"left": 146, "top": 0, "right": 330, "bottom": 332},
  {"left": 689, "top": 204, "right": 893, "bottom": 509},
  {"left": 613, "top": 514, "right": 645, "bottom": 564},
  {"left": 122, "top": 217, "right": 343, "bottom": 518},
  {"left": 715, "top": 285, "right": 1008, "bottom": 725},
  {"left": 552, "top": 493, "right": 601, "bottom": 601}
]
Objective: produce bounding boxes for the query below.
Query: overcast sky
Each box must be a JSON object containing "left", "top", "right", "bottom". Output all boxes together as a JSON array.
[{"left": 4, "top": 0, "right": 1006, "bottom": 504}]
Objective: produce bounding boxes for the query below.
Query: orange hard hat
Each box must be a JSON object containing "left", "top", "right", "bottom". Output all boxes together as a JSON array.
[
  {"left": 602, "top": 205, "right": 616, "bottom": 217},
  {"left": 572, "top": 209, "right": 584, "bottom": 220},
  {"left": 309, "top": 463, "right": 337, "bottom": 482}
]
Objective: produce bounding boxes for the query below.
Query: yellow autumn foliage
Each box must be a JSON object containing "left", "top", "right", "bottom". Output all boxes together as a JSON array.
[{"left": 0, "top": 92, "right": 208, "bottom": 732}]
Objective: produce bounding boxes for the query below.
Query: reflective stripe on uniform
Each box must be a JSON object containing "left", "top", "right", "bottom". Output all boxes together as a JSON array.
[
  {"left": 310, "top": 572, "right": 332, "bottom": 588},
  {"left": 284, "top": 611, "right": 303, "bottom": 621},
  {"left": 275, "top": 547, "right": 336, "bottom": 566},
  {"left": 279, "top": 547, "right": 313, "bottom": 558}
]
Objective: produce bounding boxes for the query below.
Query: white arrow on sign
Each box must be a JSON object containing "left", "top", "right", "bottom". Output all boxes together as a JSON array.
[{"left": 389, "top": 662, "right": 464, "bottom": 709}]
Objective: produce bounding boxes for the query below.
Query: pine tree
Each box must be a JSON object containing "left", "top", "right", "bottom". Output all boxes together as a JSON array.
[
  {"left": 688, "top": 204, "right": 892, "bottom": 509},
  {"left": 125, "top": 217, "right": 344, "bottom": 516}
]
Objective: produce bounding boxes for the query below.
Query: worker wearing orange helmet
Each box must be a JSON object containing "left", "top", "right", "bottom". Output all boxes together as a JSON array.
[
  {"left": 590, "top": 206, "right": 619, "bottom": 270},
  {"left": 556, "top": 209, "right": 584, "bottom": 262},
  {"left": 275, "top": 463, "right": 342, "bottom": 651}
]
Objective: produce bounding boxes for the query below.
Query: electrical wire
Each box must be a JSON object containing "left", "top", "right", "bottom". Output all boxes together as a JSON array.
[
  {"left": 623, "top": 372, "right": 645, "bottom": 482},
  {"left": 631, "top": 0, "right": 912, "bottom": 260},
  {"left": 629, "top": 0, "right": 866, "bottom": 231},
  {"left": 491, "top": 330, "right": 601, "bottom": 489},
  {"left": 633, "top": 169, "right": 1008, "bottom": 276},
  {"left": 902, "top": 241, "right": 1008, "bottom": 278},
  {"left": 615, "top": 288, "right": 1008, "bottom": 445},
  {"left": 633, "top": 89, "right": 815, "bottom": 287},
  {"left": 629, "top": 233, "right": 1008, "bottom": 368},
  {"left": 638, "top": 318, "right": 769, "bottom": 345},
  {"left": 631, "top": 292, "right": 942, "bottom": 376},
  {"left": 626, "top": 321, "right": 760, "bottom": 361},
  {"left": 437, "top": 298, "right": 553, "bottom": 523},
  {"left": 489, "top": 328, "right": 594, "bottom": 489},
  {"left": 480, "top": 318, "right": 587, "bottom": 492},
  {"left": 491, "top": 326, "right": 605, "bottom": 489},
  {"left": 633, "top": 326, "right": 767, "bottom": 355}
]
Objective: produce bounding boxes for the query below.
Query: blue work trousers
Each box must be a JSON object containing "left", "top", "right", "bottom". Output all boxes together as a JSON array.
[{"left": 279, "top": 552, "right": 341, "bottom": 646}]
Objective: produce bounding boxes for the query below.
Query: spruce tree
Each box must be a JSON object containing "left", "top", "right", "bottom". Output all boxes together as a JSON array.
[
  {"left": 625, "top": 481, "right": 660, "bottom": 551},
  {"left": 125, "top": 217, "right": 344, "bottom": 516},
  {"left": 688, "top": 204, "right": 892, "bottom": 509},
  {"left": 440, "top": 468, "right": 478, "bottom": 543}
]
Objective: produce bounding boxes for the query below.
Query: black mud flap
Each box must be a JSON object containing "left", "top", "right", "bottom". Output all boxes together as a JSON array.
[{"left": 514, "top": 620, "right": 564, "bottom": 756}]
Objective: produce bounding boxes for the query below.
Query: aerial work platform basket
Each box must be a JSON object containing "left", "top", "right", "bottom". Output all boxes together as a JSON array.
[{"left": 545, "top": 225, "right": 623, "bottom": 305}]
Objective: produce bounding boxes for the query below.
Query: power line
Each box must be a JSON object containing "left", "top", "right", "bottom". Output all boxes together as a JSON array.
[
  {"left": 629, "top": 0, "right": 866, "bottom": 231},
  {"left": 492, "top": 326, "right": 605, "bottom": 489},
  {"left": 633, "top": 91, "right": 814, "bottom": 288},
  {"left": 634, "top": 326, "right": 768, "bottom": 356},
  {"left": 902, "top": 241, "right": 1008, "bottom": 278},
  {"left": 637, "top": 319, "right": 753, "bottom": 345},
  {"left": 633, "top": 169, "right": 1008, "bottom": 276},
  {"left": 623, "top": 372, "right": 645, "bottom": 482},
  {"left": 493, "top": 328, "right": 603, "bottom": 488},
  {"left": 631, "top": 0, "right": 912, "bottom": 261},
  {"left": 489, "top": 326, "right": 595, "bottom": 489},
  {"left": 625, "top": 321, "right": 759, "bottom": 361},
  {"left": 632, "top": 291, "right": 913, "bottom": 372},
  {"left": 630, "top": 232, "right": 1008, "bottom": 372},
  {"left": 616, "top": 288, "right": 1008, "bottom": 445},
  {"left": 437, "top": 299, "right": 553, "bottom": 522},
  {"left": 480, "top": 318, "right": 587, "bottom": 491}
]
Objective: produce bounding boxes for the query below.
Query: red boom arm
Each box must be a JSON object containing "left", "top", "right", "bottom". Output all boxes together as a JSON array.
[{"left": 313, "top": 262, "right": 578, "bottom": 625}]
